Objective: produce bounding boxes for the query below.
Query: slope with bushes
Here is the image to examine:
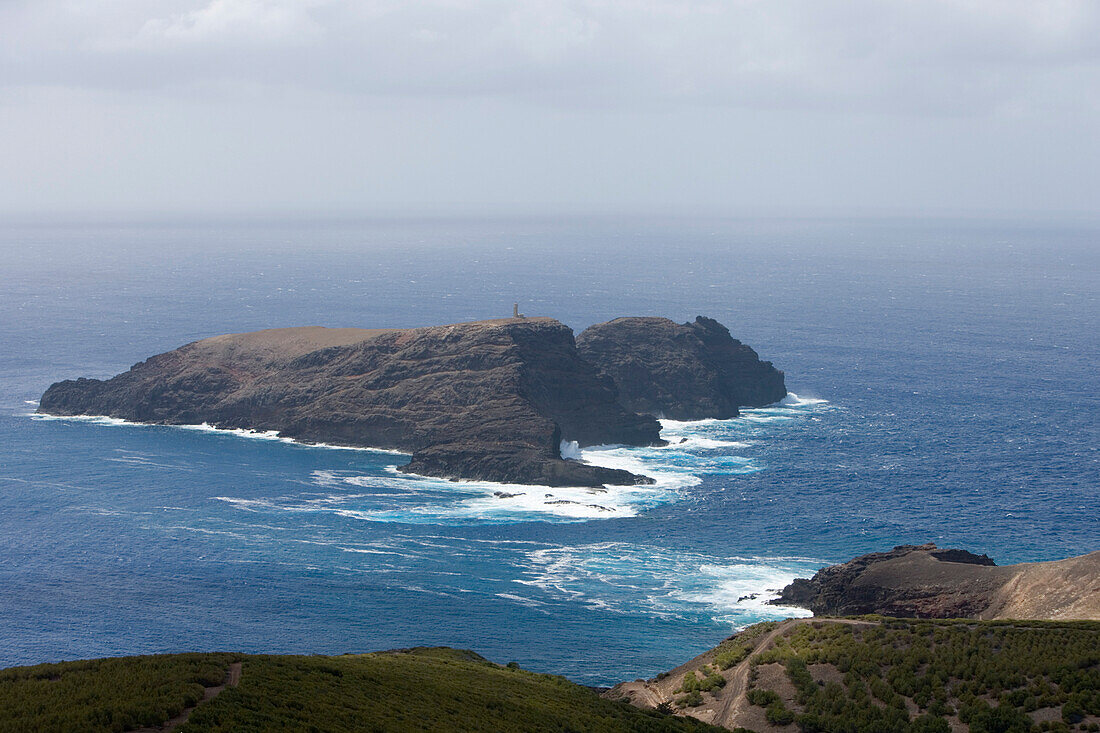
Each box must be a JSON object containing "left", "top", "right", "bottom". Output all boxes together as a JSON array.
[
  {"left": 609, "top": 618, "right": 1100, "bottom": 733},
  {"left": 0, "top": 647, "right": 723, "bottom": 733}
]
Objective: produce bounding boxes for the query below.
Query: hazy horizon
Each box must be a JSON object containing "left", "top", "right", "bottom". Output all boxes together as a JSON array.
[{"left": 2, "top": 1, "right": 1099, "bottom": 220}]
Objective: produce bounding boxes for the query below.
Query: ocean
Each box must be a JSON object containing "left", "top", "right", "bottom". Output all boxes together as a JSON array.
[{"left": 1, "top": 216, "right": 1097, "bottom": 685}]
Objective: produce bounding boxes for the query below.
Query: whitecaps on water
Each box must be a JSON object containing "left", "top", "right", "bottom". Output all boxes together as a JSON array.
[
  {"left": 215, "top": 466, "right": 683, "bottom": 523},
  {"left": 33, "top": 392, "right": 829, "bottom": 524},
  {"left": 515, "top": 542, "right": 817, "bottom": 626}
]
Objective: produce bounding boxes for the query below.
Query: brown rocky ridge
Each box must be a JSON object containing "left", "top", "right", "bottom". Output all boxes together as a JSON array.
[
  {"left": 38, "top": 315, "right": 786, "bottom": 486},
  {"left": 772, "top": 543, "right": 1100, "bottom": 620}
]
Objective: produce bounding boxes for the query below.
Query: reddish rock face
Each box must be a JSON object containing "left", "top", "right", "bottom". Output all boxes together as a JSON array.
[
  {"left": 773, "top": 544, "right": 1009, "bottom": 618},
  {"left": 770, "top": 543, "right": 1100, "bottom": 622},
  {"left": 39, "top": 318, "right": 662, "bottom": 487},
  {"left": 576, "top": 316, "right": 787, "bottom": 420}
]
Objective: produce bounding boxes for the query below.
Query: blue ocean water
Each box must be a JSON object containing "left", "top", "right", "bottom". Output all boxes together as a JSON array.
[{"left": 0, "top": 217, "right": 1097, "bottom": 686}]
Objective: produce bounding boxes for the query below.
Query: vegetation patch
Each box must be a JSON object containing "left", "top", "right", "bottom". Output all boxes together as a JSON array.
[
  {"left": 0, "top": 653, "right": 236, "bottom": 733},
  {"left": 745, "top": 619, "right": 1100, "bottom": 733},
  {"left": 0, "top": 647, "right": 725, "bottom": 732}
]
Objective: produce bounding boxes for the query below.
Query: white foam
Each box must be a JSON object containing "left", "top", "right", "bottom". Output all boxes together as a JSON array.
[
  {"left": 517, "top": 542, "right": 820, "bottom": 626},
  {"left": 31, "top": 413, "right": 150, "bottom": 428},
  {"left": 661, "top": 436, "right": 751, "bottom": 450},
  {"left": 559, "top": 439, "right": 582, "bottom": 459},
  {"left": 780, "top": 392, "right": 828, "bottom": 407},
  {"left": 35, "top": 390, "right": 829, "bottom": 524},
  {"left": 339, "top": 547, "right": 406, "bottom": 556},
  {"left": 495, "top": 592, "right": 548, "bottom": 608},
  {"left": 675, "top": 562, "right": 815, "bottom": 623},
  {"left": 28, "top": 413, "right": 408, "bottom": 456}
]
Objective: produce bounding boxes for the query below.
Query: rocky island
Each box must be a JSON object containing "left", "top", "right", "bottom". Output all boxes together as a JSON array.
[{"left": 38, "top": 315, "right": 785, "bottom": 486}]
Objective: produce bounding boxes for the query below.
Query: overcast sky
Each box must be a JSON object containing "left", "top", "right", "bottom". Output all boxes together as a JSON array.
[{"left": 2, "top": 0, "right": 1098, "bottom": 219}]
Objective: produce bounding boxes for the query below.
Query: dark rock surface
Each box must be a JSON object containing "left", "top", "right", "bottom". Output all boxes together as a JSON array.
[
  {"left": 39, "top": 318, "right": 662, "bottom": 487},
  {"left": 576, "top": 316, "right": 786, "bottom": 419},
  {"left": 773, "top": 543, "right": 1100, "bottom": 620}
]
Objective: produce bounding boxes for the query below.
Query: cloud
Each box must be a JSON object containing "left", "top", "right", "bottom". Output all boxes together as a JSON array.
[
  {"left": 0, "top": 0, "right": 1097, "bottom": 217},
  {"left": 0, "top": 0, "right": 1097, "bottom": 116},
  {"left": 133, "top": 0, "right": 323, "bottom": 47}
]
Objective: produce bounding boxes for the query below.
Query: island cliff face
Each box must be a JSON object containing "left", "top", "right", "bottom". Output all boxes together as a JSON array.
[
  {"left": 774, "top": 543, "right": 1100, "bottom": 620},
  {"left": 39, "top": 318, "right": 663, "bottom": 487},
  {"left": 576, "top": 316, "right": 786, "bottom": 419}
]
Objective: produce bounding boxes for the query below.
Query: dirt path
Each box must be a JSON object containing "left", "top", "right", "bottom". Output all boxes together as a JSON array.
[
  {"left": 711, "top": 618, "right": 876, "bottom": 728},
  {"left": 608, "top": 617, "right": 881, "bottom": 729},
  {"left": 710, "top": 620, "right": 799, "bottom": 726},
  {"left": 132, "top": 662, "right": 242, "bottom": 733}
]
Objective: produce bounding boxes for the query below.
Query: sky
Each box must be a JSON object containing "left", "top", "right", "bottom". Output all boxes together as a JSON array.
[{"left": 1, "top": 0, "right": 1099, "bottom": 219}]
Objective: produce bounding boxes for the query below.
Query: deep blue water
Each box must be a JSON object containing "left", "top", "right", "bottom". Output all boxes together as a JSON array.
[{"left": 1, "top": 217, "right": 1097, "bottom": 685}]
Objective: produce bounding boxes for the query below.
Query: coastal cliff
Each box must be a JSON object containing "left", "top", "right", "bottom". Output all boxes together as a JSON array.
[
  {"left": 773, "top": 543, "right": 1100, "bottom": 620},
  {"left": 39, "top": 318, "right": 662, "bottom": 487},
  {"left": 576, "top": 316, "right": 786, "bottom": 419}
]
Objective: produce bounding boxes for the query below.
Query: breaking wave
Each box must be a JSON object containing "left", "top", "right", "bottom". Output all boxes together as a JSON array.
[
  {"left": 28, "top": 413, "right": 408, "bottom": 455},
  {"left": 516, "top": 542, "right": 817, "bottom": 626}
]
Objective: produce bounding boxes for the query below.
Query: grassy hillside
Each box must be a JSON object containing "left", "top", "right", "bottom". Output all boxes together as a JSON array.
[
  {"left": 0, "top": 647, "right": 723, "bottom": 733},
  {"left": 746, "top": 618, "right": 1100, "bottom": 733},
  {"left": 0, "top": 653, "right": 236, "bottom": 733},
  {"left": 609, "top": 618, "right": 1100, "bottom": 733},
  {"left": 6, "top": 620, "right": 1098, "bottom": 733}
]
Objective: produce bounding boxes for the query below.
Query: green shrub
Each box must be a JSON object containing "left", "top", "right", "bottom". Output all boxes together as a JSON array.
[
  {"left": 747, "top": 688, "right": 780, "bottom": 707},
  {"left": 0, "top": 653, "right": 235, "bottom": 733},
  {"left": 677, "top": 691, "right": 703, "bottom": 708},
  {"left": 739, "top": 618, "right": 1099, "bottom": 733},
  {"left": 677, "top": 666, "right": 725, "bottom": 695},
  {"left": 910, "top": 713, "right": 951, "bottom": 733},
  {"left": 715, "top": 645, "right": 750, "bottom": 670},
  {"left": 0, "top": 651, "right": 727, "bottom": 733},
  {"left": 765, "top": 701, "right": 796, "bottom": 725}
]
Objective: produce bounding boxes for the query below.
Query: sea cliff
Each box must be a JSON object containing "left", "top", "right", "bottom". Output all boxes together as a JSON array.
[{"left": 577, "top": 316, "right": 786, "bottom": 419}]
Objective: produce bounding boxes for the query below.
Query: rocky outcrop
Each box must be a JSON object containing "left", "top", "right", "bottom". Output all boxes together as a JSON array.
[
  {"left": 773, "top": 543, "right": 1100, "bottom": 620},
  {"left": 39, "top": 318, "right": 663, "bottom": 487},
  {"left": 576, "top": 316, "right": 786, "bottom": 419}
]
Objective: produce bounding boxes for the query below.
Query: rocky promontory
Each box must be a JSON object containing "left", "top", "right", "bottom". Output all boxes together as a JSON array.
[
  {"left": 576, "top": 316, "right": 786, "bottom": 419},
  {"left": 773, "top": 543, "right": 1100, "bottom": 620}
]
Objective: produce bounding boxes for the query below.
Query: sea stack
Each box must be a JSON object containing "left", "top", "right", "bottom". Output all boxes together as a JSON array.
[{"left": 576, "top": 316, "right": 787, "bottom": 419}]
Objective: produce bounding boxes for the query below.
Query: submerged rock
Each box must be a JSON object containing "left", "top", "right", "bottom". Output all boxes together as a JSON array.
[{"left": 576, "top": 316, "right": 786, "bottom": 419}]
